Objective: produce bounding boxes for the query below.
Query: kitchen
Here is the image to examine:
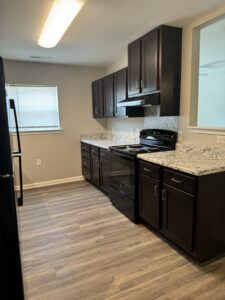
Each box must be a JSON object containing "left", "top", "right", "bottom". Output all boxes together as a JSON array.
[{"left": 0, "top": 0, "right": 225, "bottom": 299}]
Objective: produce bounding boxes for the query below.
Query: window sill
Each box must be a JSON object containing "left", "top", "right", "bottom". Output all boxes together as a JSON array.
[
  {"left": 10, "top": 129, "right": 63, "bottom": 136},
  {"left": 188, "top": 126, "right": 225, "bottom": 135}
]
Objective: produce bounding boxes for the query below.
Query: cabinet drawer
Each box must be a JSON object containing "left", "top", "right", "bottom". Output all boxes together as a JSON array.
[
  {"left": 139, "top": 161, "right": 161, "bottom": 180},
  {"left": 82, "top": 157, "right": 91, "bottom": 170},
  {"left": 82, "top": 166, "right": 91, "bottom": 180},
  {"left": 163, "top": 169, "right": 196, "bottom": 194},
  {"left": 81, "top": 142, "right": 90, "bottom": 153},
  {"left": 100, "top": 148, "right": 109, "bottom": 159},
  {"left": 91, "top": 145, "right": 99, "bottom": 156}
]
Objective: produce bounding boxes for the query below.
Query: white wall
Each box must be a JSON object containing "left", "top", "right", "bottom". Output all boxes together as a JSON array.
[{"left": 4, "top": 60, "right": 106, "bottom": 185}]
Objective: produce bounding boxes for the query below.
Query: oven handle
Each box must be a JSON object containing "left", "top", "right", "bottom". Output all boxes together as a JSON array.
[{"left": 109, "top": 150, "right": 135, "bottom": 161}]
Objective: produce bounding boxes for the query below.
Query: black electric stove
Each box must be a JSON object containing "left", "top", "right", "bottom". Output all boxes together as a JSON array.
[
  {"left": 110, "top": 129, "right": 177, "bottom": 157},
  {"left": 109, "top": 129, "right": 177, "bottom": 223}
]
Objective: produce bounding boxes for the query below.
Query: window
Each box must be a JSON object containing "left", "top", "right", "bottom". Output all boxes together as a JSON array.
[
  {"left": 5, "top": 85, "right": 61, "bottom": 133},
  {"left": 190, "top": 15, "right": 225, "bottom": 130}
]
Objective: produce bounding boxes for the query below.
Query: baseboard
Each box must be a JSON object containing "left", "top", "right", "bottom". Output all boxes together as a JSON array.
[{"left": 16, "top": 176, "right": 84, "bottom": 191}]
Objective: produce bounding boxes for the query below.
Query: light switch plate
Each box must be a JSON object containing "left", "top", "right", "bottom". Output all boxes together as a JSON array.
[{"left": 36, "top": 158, "right": 42, "bottom": 166}]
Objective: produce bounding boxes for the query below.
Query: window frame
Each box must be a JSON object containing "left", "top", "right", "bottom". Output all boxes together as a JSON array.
[
  {"left": 5, "top": 84, "right": 62, "bottom": 134},
  {"left": 189, "top": 13, "right": 225, "bottom": 134}
]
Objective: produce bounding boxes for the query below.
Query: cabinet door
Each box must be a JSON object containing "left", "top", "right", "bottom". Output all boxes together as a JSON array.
[
  {"left": 114, "top": 68, "right": 127, "bottom": 117},
  {"left": 100, "top": 158, "right": 109, "bottom": 193},
  {"left": 141, "top": 29, "right": 159, "bottom": 93},
  {"left": 92, "top": 80, "right": 103, "bottom": 118},
  {"left": 128, "top": 39, "right": 141, "bottom": 96},
  {"left": 162, "top": 184, "right": 194, "bottom": 252},
  {"left": 139, "top": 173, "right": 160, "bottom": 229},
  {"left": 103, "top": 75, "right": 114, "bottom": 117},
  {"left": 91, "top": 154, "right": 100, "bottom": 186}
]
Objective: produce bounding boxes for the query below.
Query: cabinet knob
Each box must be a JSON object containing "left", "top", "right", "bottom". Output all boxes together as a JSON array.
[{"left": 154, "top": 185, "right": 159, "bottom": 197}]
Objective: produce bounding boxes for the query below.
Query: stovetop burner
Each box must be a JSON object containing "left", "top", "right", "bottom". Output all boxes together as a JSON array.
[
  {"left": 128, "top": 145, "right": 143, "bottom": 149},
  {"left": 110, "top": 129, "right": 177, "bottom": 157},
  {"left": 115, "top": 145, "right": 127, "bottom": 149},
  {"left": 111, "top": 144, "right": 166, "bottom": 156}
]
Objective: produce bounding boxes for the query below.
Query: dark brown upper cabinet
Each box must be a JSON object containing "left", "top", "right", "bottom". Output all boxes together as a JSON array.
[
  {"left": 114, "top": 68, "right": 127, "bottom": 117},
  {"left": 128, "top": 39, "right": 141, "bottom": 96},
  {"left": 103, "top": 75, "right": 114, "bottom": 117},
  {"left": 92, "top": 79, "right": 104, "bottom": 118},
  {"left": 141, "top": 29, "right": 159, "bottom": 94},
  {"left": 128, "top": 25, "right": 182, "bottom": 116}
]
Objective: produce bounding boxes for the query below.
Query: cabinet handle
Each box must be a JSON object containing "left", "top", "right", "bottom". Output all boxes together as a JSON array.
[
  {"left": 144, "top": 168, "right": 152, "bottom": 172},
  {"left": 135, "top": 80, "right": 138, "bottom": 89},
  {"left": 141, "top": 79, "right": 144, "bottom": 88},
  {"left": 162, "top": 189, "right": 167, "bottom": 201},
  {"left": 170, "top": 178, "right": 182, "bottom": 184},
  {"left": 154, "top": 186, "right": 159, "bottom": 197},
  {"left": 95, "top": 107, "right": 98, "bottom": 114}
]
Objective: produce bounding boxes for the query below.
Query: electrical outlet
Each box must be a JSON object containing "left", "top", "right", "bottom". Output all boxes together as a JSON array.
[
  {"left": 36, "top": 158, "right": 42, "bottom": 166},
  {"left": 217, "top": 136, "right": 225, "bottom": 144}
]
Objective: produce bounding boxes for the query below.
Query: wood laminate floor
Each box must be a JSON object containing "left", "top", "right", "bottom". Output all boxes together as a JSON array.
[{"left": 18, "top": 180, "right": 225, "bottom": 300}]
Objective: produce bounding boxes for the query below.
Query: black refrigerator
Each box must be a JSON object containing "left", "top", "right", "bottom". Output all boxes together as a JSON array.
[{"left": 0, "top": 57, "right": 24, "bottom": 299}]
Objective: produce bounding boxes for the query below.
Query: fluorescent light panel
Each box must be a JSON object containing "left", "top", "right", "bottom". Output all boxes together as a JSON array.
[{"left": 38, "top": 0, "right": 84, "bottom": 48}]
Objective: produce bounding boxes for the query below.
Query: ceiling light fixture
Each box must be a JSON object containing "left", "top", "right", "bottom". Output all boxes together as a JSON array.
[{"left": 38, "top": 0, "right": 85, "bottom": 48}]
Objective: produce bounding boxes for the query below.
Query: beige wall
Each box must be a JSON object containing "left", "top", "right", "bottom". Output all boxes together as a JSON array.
[
  {"left": 4, "top": 60, "right": 106, "bottom": 185},
  {"left": 105, "top": 7, "right": 225, "bottom": 147}
]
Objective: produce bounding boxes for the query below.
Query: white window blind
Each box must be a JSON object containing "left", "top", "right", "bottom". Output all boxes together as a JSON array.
[{"left": 5, "top": 85, "right": 61, "bottom": 132}]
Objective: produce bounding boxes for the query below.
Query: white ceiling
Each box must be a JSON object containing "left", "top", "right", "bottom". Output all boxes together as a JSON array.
[{"left": 0, "top": 0, "right": 225, "bottom": 67}]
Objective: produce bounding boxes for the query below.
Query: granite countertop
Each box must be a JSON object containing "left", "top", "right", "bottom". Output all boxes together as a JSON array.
[
  {"left": 80, "top": 133, "right": 139, "bottom": 149},
  {"left": 138, "top": 143, "right": 225, "bottom": 176}
]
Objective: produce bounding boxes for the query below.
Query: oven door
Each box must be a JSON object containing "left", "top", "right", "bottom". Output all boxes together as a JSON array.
[{"left": 109, "top": 151, "right": 135, "bottom": 200}]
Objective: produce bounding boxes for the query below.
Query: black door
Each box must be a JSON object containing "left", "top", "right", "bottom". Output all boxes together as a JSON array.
[
  {"left": 128, "top": 39, "right": 141, "bottom": 97},
  {"left": 139, "top": 173, "right": 160, "bottom": 229},
  {"left": 92, "top": 79, "right": 103, "bottom": 118},
  {"left": 0, "top": 57, "right": 24, "bottom": 299},
  {"left": 114, "top": 68, "right": 127, "bottom": 117},
  {"left": 162, "top": 184, "right": 194, "bottom": 252},
  {"left": 103, "top": 75, "right": 114, "bottom": 117},
  {"left": 141, "top": 29, "right": 159, "bottom": 93},
  {"left": 91, "top": 154, "right": 100, "bottom": 186},
  {"left": 100, "top": 157, "right": 109, "bottom": 193}
]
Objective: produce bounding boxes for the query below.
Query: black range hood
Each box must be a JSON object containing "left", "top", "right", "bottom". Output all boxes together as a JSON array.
[{"left": 117, "top": 92, "right": 160, "bottom": 108}]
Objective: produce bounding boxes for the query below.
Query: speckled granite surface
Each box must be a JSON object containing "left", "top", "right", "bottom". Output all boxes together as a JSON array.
[
  {"left": 80, "top": 133, "right": 139, "bottom": 149},
  {"left": 138, "top": 143, "right": 225, "bottom": 176}
]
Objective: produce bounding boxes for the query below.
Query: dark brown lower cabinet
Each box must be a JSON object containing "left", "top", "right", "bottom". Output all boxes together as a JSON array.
[
  {"left": 162, "top": 184, "right": 194, "bottom": 253},
  {"left": 139, "top": 160, "right": 225, "bottom": 263},
  {"left": 91, "top": 154, "right": 100, "bottom": 186},
  {"left": 81, "top": 143, "right": 109, "bottom": 194},
  {"left": 100, "top": 157, "right": 109, "bottom": 193},
  {"left": 139, "top": 173, "right": 160, "bottom": 230},
  {"left": 81, "top": 142, "right": 91, "bottom": 180}
]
